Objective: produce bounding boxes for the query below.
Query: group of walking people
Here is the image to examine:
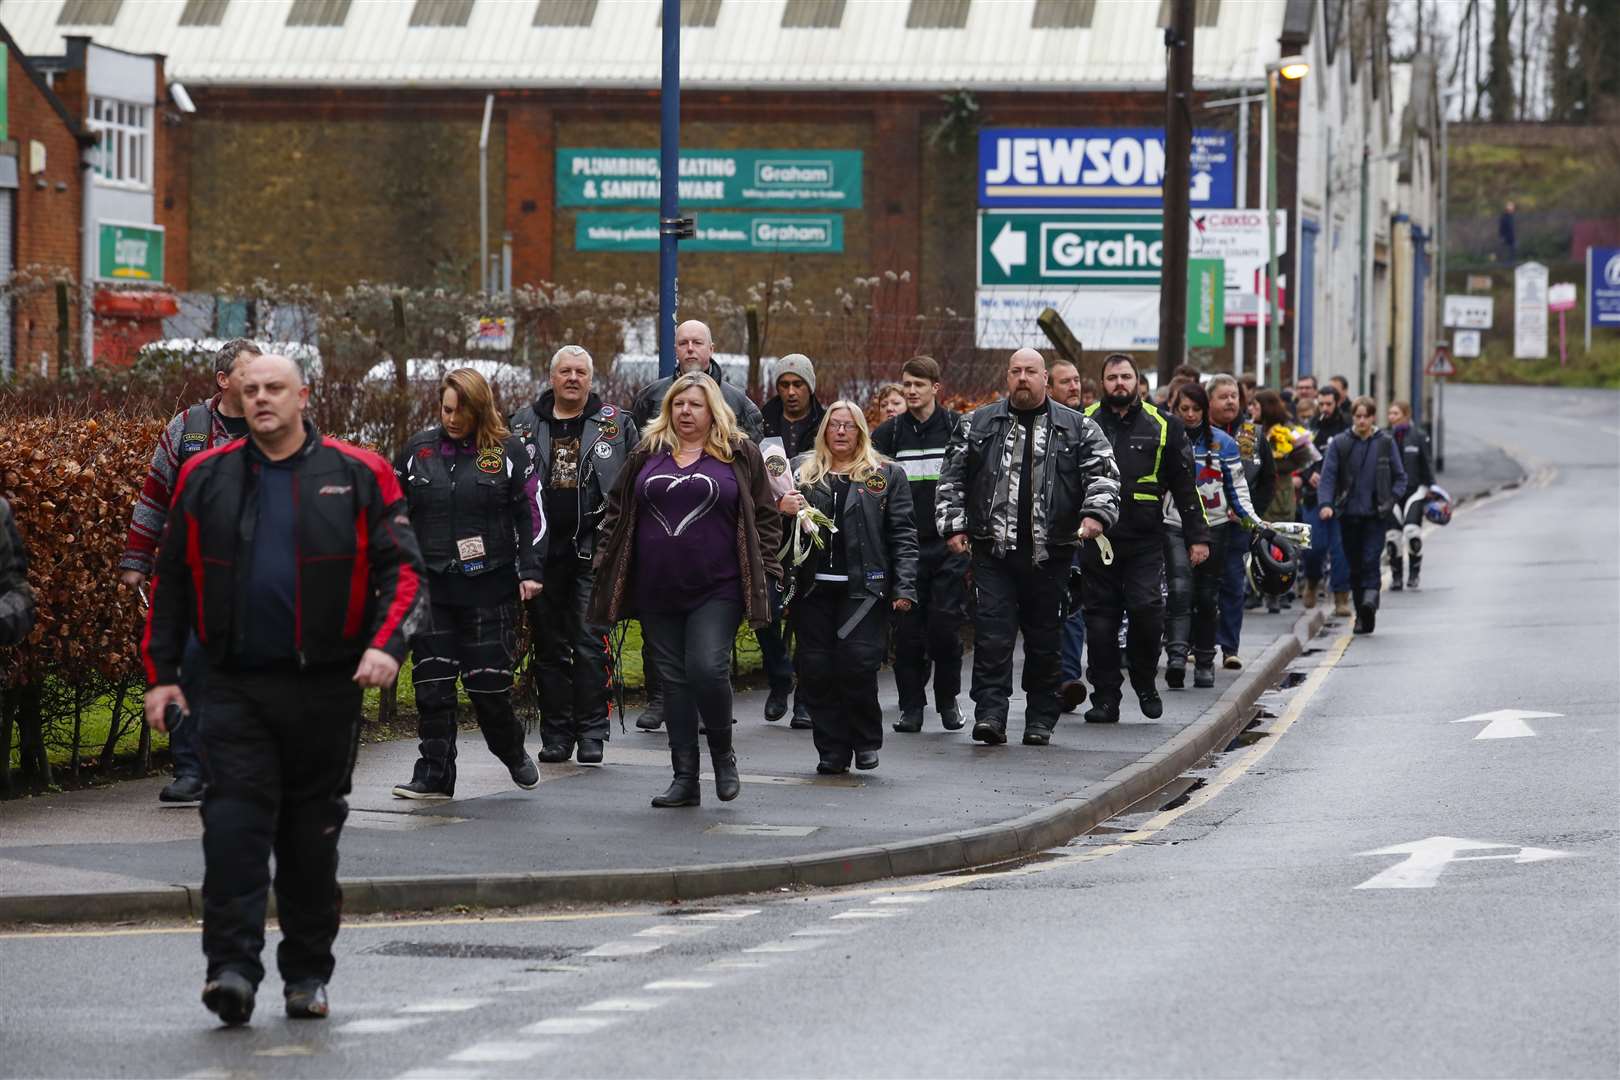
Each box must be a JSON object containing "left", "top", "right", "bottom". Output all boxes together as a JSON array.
[{"left": 121, "top": 331, "right": 1443, "bottom": 1026}]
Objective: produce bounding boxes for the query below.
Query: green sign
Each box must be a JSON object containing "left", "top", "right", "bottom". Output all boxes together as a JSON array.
[
  {"left": 575, "top": 212, "right": 844, "bottom": 253},
  {"left": 1187, "top": 258, "right": 1226, "bottom": 347},
  {"left": 558, "top": 149, "right": 862, "bottom": 209},
  {"left": 97, "top": 221, "right": 165, "bottom": 282},
  {"left": 979, "top": 209, "right": 1163, "bottom": 288}
]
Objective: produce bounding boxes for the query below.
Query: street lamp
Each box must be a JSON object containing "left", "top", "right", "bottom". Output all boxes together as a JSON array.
[{"left": 1262, "top": 54, "right": 1309, "bottom": 388}]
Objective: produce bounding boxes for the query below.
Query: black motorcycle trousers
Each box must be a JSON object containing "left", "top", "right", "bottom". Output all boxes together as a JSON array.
[
  {"left": 409, "top": 600, "right": 526, "bottom": 793},
  {"left": 1164, "top": 523, "right": 1230, "bottom": 669},
  {"left": 528, "top": 557, "right": 612, "bottom": 747},
  {"left": 793, "top": 585, "right": 887, "bottom": 764},
  {"left": 199, "top": 666, "right": 361, "bottom": 987},
  {"left": 892, "top": 541, "right": 968, "bottom": 713},
  {"left": 1081, "top": 535, "right": 1166, "bottom": 705},
  {"left": 970, "top": 549, "right": 1069, "bottom": 731},
  {"left": 640, "top": 598, "right": 743, "bottom": 754}
]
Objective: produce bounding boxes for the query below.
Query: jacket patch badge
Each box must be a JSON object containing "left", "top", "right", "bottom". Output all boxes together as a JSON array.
[
  {"left": 318, "top": 484, "right": 353, "bottom": 496},
  {"left": 417, "top": 446, "right": 434, "bottom": 459},
  {"left": 599, "top": 421, "right": 619, "bottom": 440},
  {"left": 181, "top": 432, "right": 208, "bottom": 450},
  {"left": 477, "top": 449, "right": 503, "bottom": 473},
  {"left": 599, "top": 404, "right": 617, "bottom": 420},
  {"left": 594, "top": 441, "right": 614, "bottom": 459},
  {"left": 865, "top": 473, "right": 888, "bottom": 495},
  {"left": 766, "top": 456, "right": 787, "bottom": 477}
]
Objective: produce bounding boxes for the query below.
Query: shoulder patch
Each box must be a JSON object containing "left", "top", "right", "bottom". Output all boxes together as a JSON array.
[
  {"left": 181, "top": 432, "right": 208, "bottom": 450},
  {"left": 865, "top": 472, "right": 888, "bottom": 495},
  {"left": 417, "top": 445, "right": 434, "bottom": 459},
  {"left": 598, "top": 404, "right": 617, "bottom": 420},
  {"left": 476, "top": 448, "right": 503, "bottom": 473},
  {"left": 766, "top": 455, "right": 787, "bottom": 477},
  {"left": 599, "top": 421, "right": 619, "bottom": 440}
]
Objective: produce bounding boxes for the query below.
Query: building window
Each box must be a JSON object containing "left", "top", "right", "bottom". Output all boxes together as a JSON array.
[
  {"left": 286, "top": 0, "right": 351, "bottom": 27},
  {"left": 533, "top": 0, "right": 596, "bottom": 26},
  {"left": 1156, "top": 0, "right": 1221, "bottom": 29},
  {"left": 58, "top": 0, "right": 122, "bottom": 25},
  {"left": 178, "top": 0, "right": 228, "bottom": 25},
  {"left": 783, "top": 0, "right": 844, "bottom": 28},
  {"left": 410, "top": 0, "right": 473, "bottom": 26},
  {"left": 656, "top": 0, "right": 721, "bottom": 26},
  {"left": 90, "top": 97, "right": 152, "bottom": 190},
  {"left": 907, "top": 0, "right": 969, "bottom": 29},
  {"left": 1031, "top": 0, "right": 1094, "bottom": 29}
]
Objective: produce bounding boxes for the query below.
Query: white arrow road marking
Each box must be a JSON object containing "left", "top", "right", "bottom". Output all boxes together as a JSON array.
[
  {"left": 1451, "top": 709, "right": 1564, "bottom": 740},
  {"left": 990, "top": 221, "right": 1027, "bottom": 275},
  {"left": 1355, "top": 835, "right": 1578, "bottom": 889}
]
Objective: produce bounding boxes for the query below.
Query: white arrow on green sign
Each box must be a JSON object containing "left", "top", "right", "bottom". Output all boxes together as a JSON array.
[{"left": 978, "top": 210, "right": 1163, "bottom": 288}]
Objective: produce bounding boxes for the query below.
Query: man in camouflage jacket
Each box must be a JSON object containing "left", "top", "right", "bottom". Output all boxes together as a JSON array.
[{"left": 935, "top": 348, "right": 1120, "bottom": 746}]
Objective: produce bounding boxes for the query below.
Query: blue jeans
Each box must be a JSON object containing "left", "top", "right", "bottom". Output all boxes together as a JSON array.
[
  {"left": 1304, "top": 513, "right": 1351, "bottom": 591},
  {"left": 1216, "top": 535, "right": 1247, "bottom": 654},
  {"left": 172, "top": 634, "right": 209, "bottom": 780}
]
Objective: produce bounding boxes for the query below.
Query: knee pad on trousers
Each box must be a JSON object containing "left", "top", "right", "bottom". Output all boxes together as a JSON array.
[
  {"left": 460, "top": 664, "right": 514, "bottom": 696},
  {"left": 1404, "top": 524, "right": 1422, "bottom": 543}
]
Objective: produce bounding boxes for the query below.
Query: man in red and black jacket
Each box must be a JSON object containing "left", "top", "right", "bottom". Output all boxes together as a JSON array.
[{"left": 142, "top": 354, "right": 426, "bottom": 1028}]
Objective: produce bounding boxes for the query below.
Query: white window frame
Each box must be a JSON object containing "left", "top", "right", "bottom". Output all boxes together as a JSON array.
[{"left": 88, "top": 96, "right": 154, "bottom": 192}]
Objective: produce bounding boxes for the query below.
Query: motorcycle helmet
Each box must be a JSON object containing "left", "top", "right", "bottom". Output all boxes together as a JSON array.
[
  {"left": 1248, "top": 530, "right": 1299, "bottom": 596},
  {"left": 1424, "top": 484, "right": 1453, "bottom": 526}
]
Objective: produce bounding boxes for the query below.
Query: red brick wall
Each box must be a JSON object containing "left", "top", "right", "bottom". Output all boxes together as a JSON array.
[
  {"left": 505, "top": 102, "right": 554, "bottom": 287},
  {"left": 153, "top": 59, "right": 188, "bottom": 292},
  {"left": 7, "top": 52, "right": 86, "bottom": 376}
]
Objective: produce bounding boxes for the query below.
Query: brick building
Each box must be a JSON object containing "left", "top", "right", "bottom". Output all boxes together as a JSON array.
[{"left": 0, "top": 0, "right": 1439, "bottom": 407}]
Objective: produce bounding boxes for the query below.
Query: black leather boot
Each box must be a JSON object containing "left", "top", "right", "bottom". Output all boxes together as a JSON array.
[
  {"left": 706, "top": 728, "right": 741, "bottom": 802},
  {"left": 651, "top": 747, "right": 702, "bottom": 807}
]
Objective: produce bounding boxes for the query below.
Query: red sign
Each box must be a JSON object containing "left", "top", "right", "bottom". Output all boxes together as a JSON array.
[{"left": 1425, "top": 345, "right": 1457, "bottom": 377}]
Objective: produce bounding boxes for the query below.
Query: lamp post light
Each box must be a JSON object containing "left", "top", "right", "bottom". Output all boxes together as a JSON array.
[{"left": 1263, "top": 54, "right": 1309, "bottom": 389}]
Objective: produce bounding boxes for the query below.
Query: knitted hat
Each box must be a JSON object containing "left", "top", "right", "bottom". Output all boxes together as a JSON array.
[{"left": 773, "top": 353, "right": 817, "bottom": 394}]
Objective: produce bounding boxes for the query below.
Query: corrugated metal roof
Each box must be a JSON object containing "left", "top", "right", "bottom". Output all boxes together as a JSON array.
[{"left": 0, "top": 0, "right": 1290, "bottom": 89}]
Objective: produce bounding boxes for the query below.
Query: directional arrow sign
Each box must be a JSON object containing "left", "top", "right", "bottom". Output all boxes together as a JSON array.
[
  {"left": 1451, "top": 709, "right": 1563, "bottom": 740},
  {"left": 988, "top": 221, "right": 1027, "bottom": 276},
  {"left": 1355, "top": 835, "right": 1577, "bottom": 890}
]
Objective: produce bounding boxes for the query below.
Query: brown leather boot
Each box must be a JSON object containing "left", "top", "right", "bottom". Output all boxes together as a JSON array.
[
  {"left": 1302, "top": 580, "right": 1319, "bottom": 609},
  {"left": 1332, "top": 591, "right": 1352, "bottom": 617}
]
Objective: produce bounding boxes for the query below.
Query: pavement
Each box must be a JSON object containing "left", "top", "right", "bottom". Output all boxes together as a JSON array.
[{"left": 0, "top": 402, "right": 1525, "bottom": 925}]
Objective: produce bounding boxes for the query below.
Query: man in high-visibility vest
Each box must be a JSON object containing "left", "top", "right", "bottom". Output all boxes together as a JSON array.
[{"left": 1080, "top": 355, "right": 1208, "bottom": 725}]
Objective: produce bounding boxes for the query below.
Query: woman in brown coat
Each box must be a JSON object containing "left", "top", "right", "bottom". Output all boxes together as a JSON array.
[{"left": 590, "top": 372, "right": 783, "bottom": 808}]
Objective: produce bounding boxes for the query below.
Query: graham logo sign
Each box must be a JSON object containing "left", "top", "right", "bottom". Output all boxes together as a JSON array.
[
  {"left": 576, "top": 212, "right": 844, "bottom": 253},
  {"left": 96, "top": 221, "right": 164, "bottom": 282},
  {"left": 979, "top": 210, "right": 1163, "bottom": 287},
  {"left": 558, "top": 149, "right": 862, "bottom": 209},
  {"left": 978, "top": 128, "right": 1235, "bottom": 208}
]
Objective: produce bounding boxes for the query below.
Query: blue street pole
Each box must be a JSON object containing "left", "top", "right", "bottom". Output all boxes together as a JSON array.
[{"left": 657, "top": 0, "right": 681, "bottom": 379}]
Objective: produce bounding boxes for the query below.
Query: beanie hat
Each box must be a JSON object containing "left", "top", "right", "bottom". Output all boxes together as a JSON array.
[{"left": 774, "top": 353, "right": 816, "bottom": 394}]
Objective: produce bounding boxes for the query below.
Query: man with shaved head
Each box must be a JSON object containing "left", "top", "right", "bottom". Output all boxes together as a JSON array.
[
  {"left": 935, "top": 348, "right": 1120, "bottom": 747},
  {"left": 142, "top": 352, "right": 427, "bottom": 1027},
  {"left": 626, "top": 319, "right": 764, "bottom": 731}
]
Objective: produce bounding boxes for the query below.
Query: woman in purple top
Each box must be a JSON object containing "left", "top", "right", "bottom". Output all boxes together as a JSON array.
[{"left": 590, "top": 373, "right": 784, "bottom": 808}]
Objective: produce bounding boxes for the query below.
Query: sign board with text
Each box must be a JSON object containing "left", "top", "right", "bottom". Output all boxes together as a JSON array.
[
  {"left": 1453, "top": 330, "right": 1481, "bottom": 358},
  {"left": 1444, "top": 294, "right": 1493, "bottom": 329},
  {"left": 1589, "top": 246, "right": 1620, "bottom": 327},
  {"left": 557, "top": 149, "right": 862, "bottom": 209},
  {"left": 978, "top": 128, "right": 1235, "bottom": 208},
  {"left": 1187, "top": 258, "right": 1225, "bottom": 347},
  {"left": 977, "top": 209, "right": 1285, "bottom": 290},
  {"left": 1548, "top": 283, "right": 1578, "bottom": 312},
  {"left": 976, "top": 288, "right": 1160, "bottom": 351},
  {"left": 96, "top": 221, "right": 164, "bottom": 282},
  {"left": 1515, "top": 262, "right": 1549, "bottom": 359},
  {"left": 575, "top": 212, "right": 843, "bottom": 253}
]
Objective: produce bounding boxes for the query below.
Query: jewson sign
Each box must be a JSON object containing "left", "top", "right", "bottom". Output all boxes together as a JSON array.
[
  {"left": 97, "top": 221, "right": 164, "bottom": 282},
  {"left": 575, "top": 212, "right": 843, "bottom": 253},
  {"left": 978, "top": 128, "right": 1235, "bottom": 208},
  {"left": 558, "top": 149, "right": 862, "bottom": 209}
]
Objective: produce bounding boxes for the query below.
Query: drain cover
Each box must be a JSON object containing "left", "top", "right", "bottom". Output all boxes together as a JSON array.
[{"left": 363, "top": 942, "right": 582, "bottom": 961}]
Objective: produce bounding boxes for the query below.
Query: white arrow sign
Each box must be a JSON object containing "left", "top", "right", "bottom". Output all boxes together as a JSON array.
[
  {"left": 1450, "top": 709, "right": 1563, "bottom": 740},
  {"left": 1355, "top": 835, "right": 1576, "bottom": 889},
  {"left": 989, "top": 221, "right": 1027, "bottom": 276}
]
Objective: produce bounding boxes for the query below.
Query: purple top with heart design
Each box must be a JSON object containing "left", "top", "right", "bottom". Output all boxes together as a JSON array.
[{"left": 633, "top": 450, "right": 743, "bottom": 614}]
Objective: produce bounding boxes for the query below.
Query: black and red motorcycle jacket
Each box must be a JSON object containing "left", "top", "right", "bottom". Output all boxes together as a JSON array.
[{"left": 141, "top": 420, "right": 427, "bottom": 685}]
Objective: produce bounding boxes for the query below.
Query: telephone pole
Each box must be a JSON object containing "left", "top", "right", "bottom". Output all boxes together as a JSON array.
[{"left": 1158, "top": 0, "right": 1196, "bottom": 385}]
